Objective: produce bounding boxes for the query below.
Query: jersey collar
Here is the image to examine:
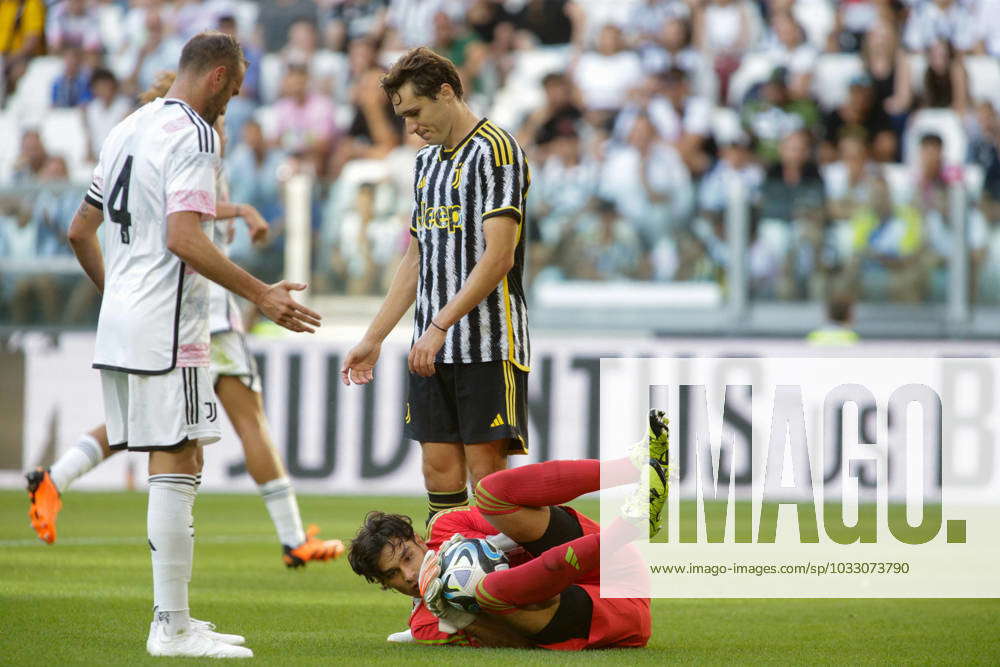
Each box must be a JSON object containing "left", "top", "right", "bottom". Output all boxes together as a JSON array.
[{"left": 439, "top": 118, "right": 487, "bottom": 161}]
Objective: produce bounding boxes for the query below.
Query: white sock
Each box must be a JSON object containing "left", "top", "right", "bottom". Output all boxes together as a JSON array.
[
  {"left": 49, "top": 434, "right": 104, "bottom": 492},
  {"left": 259, "top": 477, "right": 306, "bottom": 548},
  {"left": 148, "top": 474, "right": 197, "bottom": 637}
]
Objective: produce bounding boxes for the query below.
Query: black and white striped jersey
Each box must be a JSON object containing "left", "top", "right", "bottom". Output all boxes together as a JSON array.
[{"left": 409, "top": 118, "right": 531, "bottom": 370}]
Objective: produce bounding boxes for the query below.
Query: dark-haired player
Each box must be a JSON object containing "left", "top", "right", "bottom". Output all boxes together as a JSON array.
[
  {"left": 347, "top": 412, "right": 670, "bottom": 649},
  {"left": 341, "top": 47, "right": 531, "bottom": 523}
]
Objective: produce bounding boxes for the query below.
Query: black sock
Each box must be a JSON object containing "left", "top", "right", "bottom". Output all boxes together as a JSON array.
[{"left": 427, "top": 488, "right": 469, "bottom": 524}]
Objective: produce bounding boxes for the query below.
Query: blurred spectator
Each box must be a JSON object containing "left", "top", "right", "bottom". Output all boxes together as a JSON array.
[
  {"left": 125, "top": 9, "right": 184, "bottom": 96},
  {"left": 627, "top": 0, "right": 689, "bottom": 49},
  {"left": 259, "top": 0, "right": 319, "bottom": 53},
  {"left": 903, "top": 0, "right": 978, "bottom": 53},
  {"left": 270, "top": 64, "right": 338, "bottom": 175},
  {"left": 573, "top": 24, "right": 644, "bottom": 115},
  {"left": 47, "top": 0, "right": 101, "bottom": 55},
  {"left": 828, "top": 0, "right": 883, "bottom": 52},
  {"left": 823, "top": 134, "right": 881, "bottom": 269},
  {"left": 760, "top": 11, "right": 817, "bottom": 101},
  {"left": 0, "top": 194, "right": 59, "bottom": 323},
  {"left": 974, "top": 0, "right": 1000, "bottom": 58},
  {"left": 518, "top": 72, "right": 582, "bottom": 154},
  {"left": 30, "top": 156, "right": 77, "bottom": 256},
  {"left": 860, "top": 21, "right": 912, "bottom": 124},
  {"left": 386, "top": 0, "right": 463, "bottom": 49},
  {"left": 551, "top": 198, "right": 647, "bottom": 281},
  {"left": 432, "top": 11, "right": 489, "bottom": 98},
  {"left": 967, "top": 101, "right": 1000, "bottom": 222},
  {"left": 741, "top": 67, "right": 820, "bottom": 166},
  {"left": 621, "top": 67, "right": 713, "bottom": 176},
  {"left": 467, "top": 0, "right": 514, "bottom": 44},
  {"left": 693, "top": 133, "right": 763, "bottom": 268},
  {"left": 820, "top": 75, "right": 896, "bottom": 164},
  {"left": 281, "top": 19, "right": 343, "bottom": 95},
  {"left": 513, "top": 0, "right": 582, "bottom": 47},
  {"left": 218, "top": 13, "right": 260, "bottom": 101},
  {"left": 692, "top": 0, "right": 756, "bottom": 102},
  {"left": 227, "top": 120, "right": 286, "bottom": 230},
  {"left": 1, "top": 0, "right": 46, "bottom": 97},
  {"left": 753, "top": 129, "right": 827, "bottom": 299},
  {"left": 319, "top": 0, "right": 388, "bottom": 51},
  {"left": 530, "top": 126, "right": 598, "bottom": 238},
  {"left": 919, "top": 38, "right": 970, "bottom": 116},
  {"left": 853, "top": 178, "right": 926, "bottom": 302},
  {"left": 639, "top": 17, "right": 704, "bottom": 78},
  {"left": 225, "top": 119, "right": 286, "bottom": 280},
  {"left": 11, "top": 130, "right": 48, "bottom": 184},
  {"left": 806, "top": 294, "right": 859, "bottom": 346},
  {"left": 51, "top": 45, "right": 93, "bottom": 108},
  {"left": 328, "top": 64, "right": 402, "bottom": 179},
  {"left": 599, "top": 113, "right": 692, "bottom": 244},
  {"left": 328, "top": 182, "right": 404, "bottom": 294},
  {"left": 83, "top": 68, "right": 131, "bottom": 163}
]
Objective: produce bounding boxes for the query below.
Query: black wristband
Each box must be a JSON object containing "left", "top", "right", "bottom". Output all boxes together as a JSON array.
[{"left": 431, "top": 320, "right": 447, "bottom": 333}]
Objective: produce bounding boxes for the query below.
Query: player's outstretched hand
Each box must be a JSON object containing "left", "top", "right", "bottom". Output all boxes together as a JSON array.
[
  {"left": 341, "top": 339, "right": 381, "bottom": 385},
  {"left": 258, "top": 281, "right": 321, "bottom": 333}
]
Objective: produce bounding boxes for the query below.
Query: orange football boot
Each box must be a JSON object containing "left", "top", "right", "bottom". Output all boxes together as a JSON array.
[
  {"left": 282, "top": 524, "right": 345, "bottom": 568},
  {"left": 26, "top": 468, "right": 62, "bottom": 544}
]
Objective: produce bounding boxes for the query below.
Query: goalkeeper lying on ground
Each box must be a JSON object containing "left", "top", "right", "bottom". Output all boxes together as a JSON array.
[{"left": 347, "top": 411, "right": 669, "bottom": 649}]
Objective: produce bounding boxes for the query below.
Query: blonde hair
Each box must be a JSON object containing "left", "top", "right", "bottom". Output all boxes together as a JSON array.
[{"left": 138, "top": 70, "right": 177, "bottom": 105}]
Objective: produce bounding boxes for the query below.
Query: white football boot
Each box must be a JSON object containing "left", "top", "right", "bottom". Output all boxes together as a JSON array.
[
  {"left": 190, "top": 618, "right": 247, "bottom": 646},
  {"left": 146, "top": 621, "right": 253, "bottom": 658}
]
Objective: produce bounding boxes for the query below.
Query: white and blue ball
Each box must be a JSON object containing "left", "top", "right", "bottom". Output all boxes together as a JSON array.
[{"left": 438, "top": 537, "right": 509, "bottom": 613}]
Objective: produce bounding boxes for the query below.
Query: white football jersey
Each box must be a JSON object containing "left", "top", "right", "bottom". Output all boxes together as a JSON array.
[{"left": 88, "top": 97, "right": 221, "bottom": 374}]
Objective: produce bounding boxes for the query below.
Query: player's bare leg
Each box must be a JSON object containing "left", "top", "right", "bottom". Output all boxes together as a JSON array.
[
  {"left": 464, "top": 439, "right": 508, "bottom": 488},
  {"left": 26, "top": 425, "right": 114, "bottom": 543},
  {"left": 421, "top": 441, "right": 469, "bottom": 522},
  {"left": 214, "top": 375, "right": 343, "bottom": 567}
]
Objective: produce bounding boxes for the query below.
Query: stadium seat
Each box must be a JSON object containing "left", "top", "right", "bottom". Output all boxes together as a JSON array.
[
  {"left": 710, "top": 106, "right": 743, "bottom": 144},
  {"left": 811, "top": 53, "right": 865, "bottom": 111},
  {"left": 727, "top": 52, "right": 776, "bottom": 107},
  {"left": 41, "top": 110, "right": 91, "bottom": 182},
  {"left": 254, "top": 105, "right": 279, "bottom": 142},
  {"left": 7, "top": 56, "right": 62, "bottom": 125},
  {"left": 964, "top": 55, "right": 1000, "bottom": 108},
  {"left": 792, "top": 0, "right": 835, "bottom": 50},
  {"left": 903, "top": 108, "right": 967, "bottom": 167}
]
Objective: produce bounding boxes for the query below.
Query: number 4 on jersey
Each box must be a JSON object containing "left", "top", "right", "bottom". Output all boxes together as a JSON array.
[{"left": 108, "top": 156, "right": 133, "bottom": 243}]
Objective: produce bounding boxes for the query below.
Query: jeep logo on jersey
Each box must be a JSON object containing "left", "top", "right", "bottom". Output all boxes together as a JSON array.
[{"left": 415, "top": 202, "right": 463, "bottom": 233}]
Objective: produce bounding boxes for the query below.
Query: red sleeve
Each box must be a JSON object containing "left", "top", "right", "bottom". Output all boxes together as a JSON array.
[{"left": 409, "top": 600, "right": 477, "bottom": 647}]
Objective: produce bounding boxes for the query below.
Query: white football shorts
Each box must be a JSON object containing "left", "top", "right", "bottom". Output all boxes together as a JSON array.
[
  {"left": 102, "top": 366, "right": 221, "bottom": 451},
  {"left": 209, "top": 330, "right": 262, "bottom": 393}
]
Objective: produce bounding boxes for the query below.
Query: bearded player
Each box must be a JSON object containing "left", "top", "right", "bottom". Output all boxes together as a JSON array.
[{"left": 348, "top": 411, "right": 669, "bottom": 649}]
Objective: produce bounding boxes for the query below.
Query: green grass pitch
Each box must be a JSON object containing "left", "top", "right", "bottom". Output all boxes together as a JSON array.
[{"left": 1, "top": 490, "right": 997, "bottom": 665}]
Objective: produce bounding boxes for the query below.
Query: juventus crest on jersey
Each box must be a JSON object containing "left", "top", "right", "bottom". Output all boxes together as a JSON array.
[
  {"left": 410, "top": 118, "right": 531, "bottom": 369},
  {"left": 86, "top": 97, "right": 221, "bottom": 374}
]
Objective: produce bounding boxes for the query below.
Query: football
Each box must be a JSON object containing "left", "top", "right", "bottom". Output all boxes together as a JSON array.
[{"left": 438, "top": 537, "right": 510, "bottom": 613}]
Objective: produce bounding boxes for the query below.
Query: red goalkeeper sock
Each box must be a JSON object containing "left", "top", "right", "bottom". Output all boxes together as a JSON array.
[
  {"left": 475, "top": 533, "right": 600, "bottom": 612},
  {"left": 476, "top": 460, "right": 600, "bottom": 515}
]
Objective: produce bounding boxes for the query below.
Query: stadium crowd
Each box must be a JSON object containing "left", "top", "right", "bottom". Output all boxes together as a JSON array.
[{"left": 3, "top": 0, "right": 1000, "bottom": 324}]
